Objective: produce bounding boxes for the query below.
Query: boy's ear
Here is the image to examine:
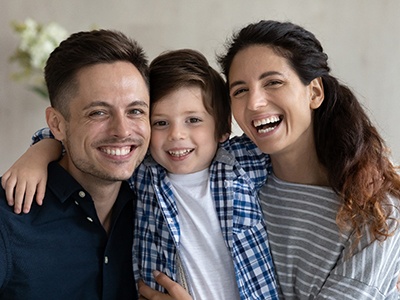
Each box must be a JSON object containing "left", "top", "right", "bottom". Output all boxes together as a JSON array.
[
  {"left": 45, "top": 107, "right": 66, "bottom": 141},
  {"left": 219, "top": 132, "right": 230, "bottom": 143},
  {"left": 309, "top": 77, "right": 324, "bottom": 109}
]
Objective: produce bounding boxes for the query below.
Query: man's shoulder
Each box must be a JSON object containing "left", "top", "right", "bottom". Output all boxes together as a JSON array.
[
  {"left": 0, "top": 177, "right": 56, "bottom": 224},
  {"left": 0, "top": 183, "right": 17, "bottom": 216}
]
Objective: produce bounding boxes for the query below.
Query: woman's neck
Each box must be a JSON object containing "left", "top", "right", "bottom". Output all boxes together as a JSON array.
[{"left": 270, "top": 143, "right": 329, "bottom": 186}]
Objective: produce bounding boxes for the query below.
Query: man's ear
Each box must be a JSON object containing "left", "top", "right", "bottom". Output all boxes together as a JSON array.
[
  {"left": 309, "top": 77, "right": 324, "bottom": 109},
  {"left": 45, "top": 107, "right": 66, "bottom": 141}
]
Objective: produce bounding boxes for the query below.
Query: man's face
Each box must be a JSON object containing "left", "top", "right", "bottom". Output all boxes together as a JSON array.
[{"left": 57, "top": 61, "right": 150, "bottom": 185}]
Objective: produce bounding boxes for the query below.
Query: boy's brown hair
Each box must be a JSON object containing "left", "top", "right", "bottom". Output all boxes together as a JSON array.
[{"left": 150, "top": 49, "right": 231, "bottom": 141}]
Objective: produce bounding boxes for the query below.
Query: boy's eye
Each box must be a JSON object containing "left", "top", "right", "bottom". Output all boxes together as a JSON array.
[
  {"left": 153, "top": 120, "right": 167, "bottom": 127},
  {"left": 188, "top": 117, "right": 201, "bottom": 123}
]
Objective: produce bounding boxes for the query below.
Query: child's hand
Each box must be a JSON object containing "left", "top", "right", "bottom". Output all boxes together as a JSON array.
[
  {"left": 1, "top": 151, "right": 47, "bottom": 214},
  {"left": 138, "top": 271, "right": 192, "bottom": 300},
  {"left": 1, "top": 139, "right": 61, "bottom": 214}
]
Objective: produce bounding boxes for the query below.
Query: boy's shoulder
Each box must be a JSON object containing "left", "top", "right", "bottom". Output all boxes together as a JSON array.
[{"left": 220, "top": 134, "right": 267, "bottom": 160}]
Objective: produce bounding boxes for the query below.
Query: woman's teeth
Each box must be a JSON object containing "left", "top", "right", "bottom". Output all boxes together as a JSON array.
[{"left": 253, "top": 115, "right": 282, "bottom": 133}]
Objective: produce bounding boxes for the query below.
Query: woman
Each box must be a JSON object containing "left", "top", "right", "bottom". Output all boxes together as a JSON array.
[{"left": 217, "top": 20, "right": 400, "bottom": 299}]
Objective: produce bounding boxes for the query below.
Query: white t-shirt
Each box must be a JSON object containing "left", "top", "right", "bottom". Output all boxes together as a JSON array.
[{"left": 168, "top": 169, "right": 240, "bottom": 300}]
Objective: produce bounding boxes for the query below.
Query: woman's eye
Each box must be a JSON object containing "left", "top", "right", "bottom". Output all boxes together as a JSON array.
[
  {"left": 267, "top": 80, "right": 282, "bottom": 87},
  {"left": 232, "top": 88, "right": 247, "bottom": 97}
]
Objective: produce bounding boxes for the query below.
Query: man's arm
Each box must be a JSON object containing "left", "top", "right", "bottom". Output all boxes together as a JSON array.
[{"left": 0, "top": 212, "right": 10, "bottom": 291}]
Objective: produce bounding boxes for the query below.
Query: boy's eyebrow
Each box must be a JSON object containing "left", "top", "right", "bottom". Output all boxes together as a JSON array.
[{"left": 229, "top": 71, "right": 283, "bottom": 92}]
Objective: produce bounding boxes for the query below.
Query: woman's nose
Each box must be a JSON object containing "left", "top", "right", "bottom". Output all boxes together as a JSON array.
[{"left": 247, "top": 88, "right": 268, "bottom": 111}]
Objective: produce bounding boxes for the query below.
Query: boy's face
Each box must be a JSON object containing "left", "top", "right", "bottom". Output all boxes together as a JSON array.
[{"left": 150, "top": 86, "right": 219, "bottom": 174}]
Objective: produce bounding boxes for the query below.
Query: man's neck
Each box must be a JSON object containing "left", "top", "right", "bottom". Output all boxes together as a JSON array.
[
  {"left": 58, "top": 159, "right": 122, "bottom": 233},
  {"left": 82, "top": 180, "right": 122, "bottom": 234}
]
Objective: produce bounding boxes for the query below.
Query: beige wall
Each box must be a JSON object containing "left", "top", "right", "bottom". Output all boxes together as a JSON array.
[{"left": 1, "top": 0, "right": 400, "bottom": 174}]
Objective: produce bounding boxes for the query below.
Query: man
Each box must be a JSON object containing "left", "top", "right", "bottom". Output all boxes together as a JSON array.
[{"left": 0, "top": 29, "right": 150, "bottom": 299}]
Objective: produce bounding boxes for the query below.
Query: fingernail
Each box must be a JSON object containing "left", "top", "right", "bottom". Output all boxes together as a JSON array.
[{"left": 152, "top": 270, "right": 160, "bottom": 277}]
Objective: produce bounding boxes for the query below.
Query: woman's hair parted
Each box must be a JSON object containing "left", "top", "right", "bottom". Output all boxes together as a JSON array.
[
  {"left": 45, "top": 29, "right": 149, "bottom": 119},
  {"left": 149, "top": 49, "right": 231, "bottom": 141},
  {"left": 218, "top": 20, "right": 400, "bottom": 243}
]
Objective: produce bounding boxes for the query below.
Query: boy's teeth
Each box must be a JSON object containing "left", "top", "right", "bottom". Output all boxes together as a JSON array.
[
  {"left": 168, "top": 149, "right": 192, "bottom": 157},
  {"left": 102, "top": 147, "right": 131, "bottom": 156},
  {"left": 253, "top": 115, "right": 280, "bottom": 127}
]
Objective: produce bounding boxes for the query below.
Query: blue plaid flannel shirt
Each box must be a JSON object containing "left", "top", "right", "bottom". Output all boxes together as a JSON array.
[
  {"left": 32, "top": 128, "right": 53, "bottom": 144},
  {"left": 132, "top": 134, "right": 278, "bottom": 300},
  {"left": 33, "top": 129, "right": 278, "bottom": 299}
]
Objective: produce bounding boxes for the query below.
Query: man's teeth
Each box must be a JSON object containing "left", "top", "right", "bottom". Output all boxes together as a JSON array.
[
  {"left": 101, "top": 147, "right": 131, "bottom": 156},
  {"left": 253, "top": 115, "right": 280, "bottom": 127},
  {"left": 168, "top": 149, "right": 192, "bottom": 157}
]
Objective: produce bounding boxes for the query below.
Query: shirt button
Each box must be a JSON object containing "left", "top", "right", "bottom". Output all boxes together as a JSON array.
[
  {"left": 104, "top": 256, "right": 109, "bottom": 264},
  {"left": 224, "top": 180, "right": 232, "bottom": 188},
  {"left": 79, "top": 191, "right": 86, "bottom": 198},
  {"left": 86, "top": 217, "right": 93, "bottom": 222},
  {"left": 74, "top": 201, "right": 79, "bottom": 206}
]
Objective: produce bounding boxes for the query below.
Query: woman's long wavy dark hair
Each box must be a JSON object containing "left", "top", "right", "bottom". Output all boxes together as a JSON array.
[{"left": 218, "top": 20, "right": 400, "bottom": 242}]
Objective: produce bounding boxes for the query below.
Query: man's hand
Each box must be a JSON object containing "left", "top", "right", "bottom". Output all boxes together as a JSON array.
[{"left": 138, "top": 271, "right": 192, "bottom": 300}]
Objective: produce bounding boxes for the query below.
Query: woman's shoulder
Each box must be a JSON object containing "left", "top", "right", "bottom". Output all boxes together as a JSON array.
[{"left": 386, "top": 193, "right": 400, "bottom": 214}]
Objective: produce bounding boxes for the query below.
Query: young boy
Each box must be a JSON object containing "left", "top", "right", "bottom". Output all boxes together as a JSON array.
[{"left": 2, "top": 49, "right": 278, "bottom": 299}]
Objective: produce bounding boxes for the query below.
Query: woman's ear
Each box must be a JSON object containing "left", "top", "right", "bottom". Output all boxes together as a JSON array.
[
  {"left": 45, "top": 107, "right": 66, "bottom": 141},
  {"left": 309, "top": 77, "right": 324, "bottom": 109}
]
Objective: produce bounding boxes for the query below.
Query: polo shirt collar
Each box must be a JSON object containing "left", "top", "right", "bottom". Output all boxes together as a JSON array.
[
  {"left": 47, "top": 161, "right": 133, "bottom": 212},
  {"left": 47, "top": 161, "right": 82, "bottom": 204}
]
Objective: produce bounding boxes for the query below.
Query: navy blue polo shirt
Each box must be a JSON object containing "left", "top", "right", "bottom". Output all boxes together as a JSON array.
[{"left": 0, "top": 161, "right": 137, "bottom": 299}]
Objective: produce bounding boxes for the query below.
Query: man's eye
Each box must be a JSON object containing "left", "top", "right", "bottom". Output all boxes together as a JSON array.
[
  {"left": 89, "top": 111, "right": 106, "bottom": 117},
  {"left": 129, "top": 109, "right": 143, "bottom": 115}
]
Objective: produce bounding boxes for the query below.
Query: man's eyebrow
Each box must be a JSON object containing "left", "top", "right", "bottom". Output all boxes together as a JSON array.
[
  {"left": 229, "top": 71, "right": 283, "bottom": 91},
  {"left": 127, "top": 100, "right": 149, "bottom": 109},
  {"left": 83, "top": 100, "right": 149, "bottom": 110}
]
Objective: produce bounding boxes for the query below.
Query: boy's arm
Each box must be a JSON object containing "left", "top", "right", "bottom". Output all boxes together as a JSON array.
[{"left": 1, "top": 131, "right": 61, "bottom": 214}]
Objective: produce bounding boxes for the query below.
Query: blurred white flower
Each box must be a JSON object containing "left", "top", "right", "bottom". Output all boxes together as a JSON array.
[{"left": 10, "top": 18, "right": 68, "bottom": 99}]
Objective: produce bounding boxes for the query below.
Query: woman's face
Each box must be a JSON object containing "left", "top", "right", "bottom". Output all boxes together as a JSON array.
[{"left": 228, "top": 45, "right": 323, "bottom": 159}]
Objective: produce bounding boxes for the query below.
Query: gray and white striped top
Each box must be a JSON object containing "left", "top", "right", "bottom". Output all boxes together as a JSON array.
[{"left": 260, "top": 174, "right": 400, "bottom": 299}]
